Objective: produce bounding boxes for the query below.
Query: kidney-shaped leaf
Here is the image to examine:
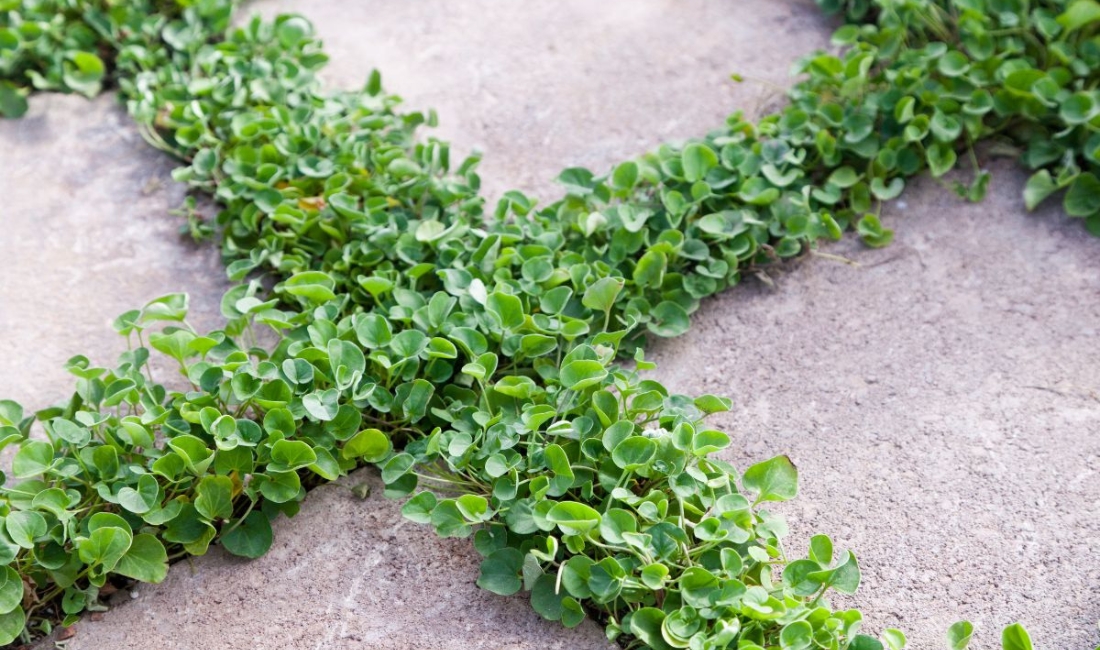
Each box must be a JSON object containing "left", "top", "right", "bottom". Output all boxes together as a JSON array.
[
  {"left": 114, "top": 533, "right": 169, "bottom": 583},
  {"left": 742, "top": 455, "right": 798, "bottom": 504},
  {"left": 546, "top": 501, "right": 602, "bottom": 536}
]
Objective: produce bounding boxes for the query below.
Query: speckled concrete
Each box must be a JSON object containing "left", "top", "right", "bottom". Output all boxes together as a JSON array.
[
  {"left": 3, "top": 0, "right": 1098, "bottom": 648},
  {"left": 0, "top": 93, "right": 228, "bottom": 412},
  {"left": 648, "top": 160, "right": 1100, "bottom": 649}
]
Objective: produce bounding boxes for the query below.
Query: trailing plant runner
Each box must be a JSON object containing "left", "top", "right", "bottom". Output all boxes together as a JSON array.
[{"left": 0, "top": 0, "right": 1097, "bottom": 647}]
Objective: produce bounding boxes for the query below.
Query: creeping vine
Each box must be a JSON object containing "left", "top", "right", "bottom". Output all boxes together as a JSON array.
[{"left": 0, "top": 0, "right": 1097, "bottom": 648}]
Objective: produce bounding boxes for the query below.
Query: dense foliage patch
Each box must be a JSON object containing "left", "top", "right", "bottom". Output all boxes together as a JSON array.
[{"left": 1, "top": 0, "right": 1097, "bottom": 648}]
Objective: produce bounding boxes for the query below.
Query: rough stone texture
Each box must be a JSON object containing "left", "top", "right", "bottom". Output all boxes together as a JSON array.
[
  {"left": 3, "top": 0, "right": 1098, "bottom": 649},
  {"left": 255, "top": 0, "right": 828, "bottom": 201},
  {"left": 648, "top": 162, "right": 1100, "bottom": 649},
  {"left": 0, "top": 93, "right": 229, "bottom": 412}
]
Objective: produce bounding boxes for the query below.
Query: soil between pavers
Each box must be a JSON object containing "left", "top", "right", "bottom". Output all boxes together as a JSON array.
[{"left": 1, "top": 1, "right": 1098, "bottom": 648}]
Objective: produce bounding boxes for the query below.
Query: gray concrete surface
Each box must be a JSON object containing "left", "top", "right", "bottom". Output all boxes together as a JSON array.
[
  {"left": 272, "top": 0, "right": 826, "bottom": 201},
  {"left": 0, "top": 93, "right": 229, "bottom": 412},
  {"left": 649, "top": 161, "right": 1100, "bottom": 648},
  {"left": 1, "top": 0, "right": 1098, "bottom": 648}
]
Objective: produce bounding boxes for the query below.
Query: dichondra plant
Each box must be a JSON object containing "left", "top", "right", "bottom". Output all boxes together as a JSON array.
[{"left": 1, "top": 0, "right": 1098, "bottom": 648}]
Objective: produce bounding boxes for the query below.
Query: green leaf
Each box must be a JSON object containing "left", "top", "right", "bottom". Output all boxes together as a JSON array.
[
  {"left": 681, "top": 567, "right": 721, "bottom": 608},
  {"left": 390, "top": 330, "right": 429, "bottom": 359},
  {"left": 1023, "top": 170, "right": 1057, "bottom": 211},
  {"left": 63, "top": 51, "right": 106, "bottom": 96},
  {"left": 195, "top": 475, "right": 234, "bottom": 521},
  {"left": 259, "top": 471, "right": 301, "bottom": 503},
  {"left": 396, "top": 379, "right": 434, "bottom": 422},
  {"left": 870, "top": 176, "right": 904, "bottom": 201},
  {"left": 456, "top": 494, "right": 490, "bottom": 522},
  {"left": 220, "top": 511, "right": 274, "bottom": 559},
  {"left": 682, "top": 143, "right": 718, "bottom": 182},
  {"left": 937, "top": 51, "right": 970, "bottom": 77},
  {"left": 50, "top": 418, "right": 90, "bottom": 446},
  {"left": 329, "top": 339, "right": 366, "bottom": 388},
  {"left": 559, "top": 360, "right": 608, "bottom": 391},
  {"left": 809, "top": 534, "right": 833, "bottom": 565},
  {"left": 430, "top": 500, "right": 470, "bottom": 538},
  {"left": 356, "top": 276, "right": 396, "bottom": 301},
  {"left": 611, "top": 161, "right": 639, "bottom": 190},
  {"left": 629, "top": 607, "right": 675, "bottom": 650},
  {"left": 494, "top": 376, "right": 539, "bottom": 399},
  {"left": 530, "top": 573, "right": 567, "bottom": 621},
  {"left": 268, "top": 439, "right": 317, "bottom": 472},
  {"left": 1086, "top": 214, "right": 1100, "bottom": 237},
  {"left": 276, "top": 15, "right": 313, "bottom": 46},
  {"left": 883, "top": 629, "right": 907, "bottom": 650},
  {"left": 141, "top": 293, "right": 189, "bottom": 322},
  {"left": 780, "top": 620, "right": 813, "bottom": 650},
  {"left": 926, "top": 142, "right": 957, "bottom": 177},
  {"left": 828, "top": 166, "right": 861, "bottom": 188},
  {"left": 558, "top": 167, "right": 595, "bottom": 194},
  {"left": 117, "top": 474, "right": 160, "bottom": 515},
  {"left": 264, "top": 409, "right": 299, "bottom": 439},
  {"left": 6, "top": 511, "right": 46, "bottom": 549},
  {"left": 0, "top": 81, "right": 27, "bottom": 119},
  {"left": 850, "top": 636, "right": 884, "bottom": 650},
  {"left": 0, "top": 401, "right": 22, "bottom": 427},
  {"left": 1060, "top": 92, "right": 1098, "bottom": 125},
  {"left": 1001, "top": 624, "right": 1033, "bottom": 650},
  {"left": 343, "top": 428, "right": 391, "bottom": 462},
  {"left": 692, "top": 430, "right": 731, "bottom": 456},
  {"left": 167, "top": 435, "right": 214, "bottom": 475},
  {"left": 354, "top": 313, "right": 393, "bottom": 348},
  {"left": 380, "top": 453, "right": 415, "bottom": 485},
  {"left": 76, "top": 526, "right": 132, "bottom": 572},
  {"left": 611, "top": 436, "right": 657, "bottom": 470},
  {"left": 114, "top": 534, "right": 169, "bottom": 583},
  {"left": 303, "top": 388, "right": 340, "bottom": 421},
  {"left": 581, "top": 277, "right": 623, "bottom": 315},
  {"left": 947, "top": 621, "right": 974, "bottom": 649},
  {"left": 640, "top": 563, "right": 669, "bottom": 590},
  {"left": 415, "top": 220, "right": 446, "bottom": 242},
  {"left": 546, "top": 501, "right": 602, "bottom": 536},
  {"left": 694, "top": 395, "right": 732, "bottom": 414},
  {"left": 477, "top": 548, "right": 524, "bottom": 596},
  {"left": 0, "top": 566, "right": 23, "bottom": 615},
  {"left": 633, "top": 249, "right": 667, "bottom": 289},
  {"left": 738, "top": 177, "right": 780, "bottom": 205},
  {"left": 283, "top": 271, "right": 336, "bottom": 303},
  {"left": 1065, "top": 173, "right": 1100, "bottom": 217},
  {"left": 742, "top": 455, "right": 798, "bottom": 503},
  {"left": 401, "top": 492, "right": 437, "bottom": 524},
  {"left": 31, "top": 488, "right": 72, "bottom": 522},
  {"left": 308, "top": 447, "right": 342, "bottom": 481},
  {"left": 857, "top": 214, "right": 895, "bottom": 248},
  {"left": 12, "top": 440, "right": 54, "bottom": 478},
  {"left": 648, "top": 301, "right": 691, "bottom": 337},
  {"left": 828, "top": 551, "right": 861, "bottom": 594},
  {"left": 1058, "top": 0, "right": 1100, "bottom": 33},
  {"left": 486, "top": 291, "right": 525, "bottom": 330},
  {"left": 0, "top": 607, "right": 24, "bottom": 646}
]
